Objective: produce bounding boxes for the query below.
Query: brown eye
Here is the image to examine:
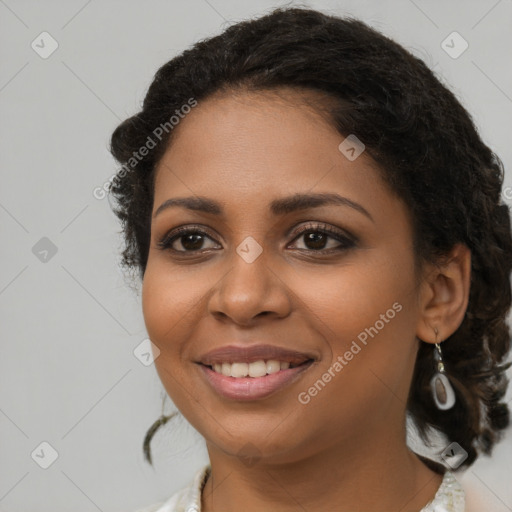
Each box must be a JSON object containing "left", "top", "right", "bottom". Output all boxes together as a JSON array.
[
  {"left": 158, "top": 227, "right": 220, "bottom": 252},
  {"left": 300, "top": 232, "right": 332, "bottom": 250},
  {"left": 157, "top": 222, "right": 356, "bottom": 256},
  {"left": 289, "top": 222, "right": 356, "bottom": 253}
]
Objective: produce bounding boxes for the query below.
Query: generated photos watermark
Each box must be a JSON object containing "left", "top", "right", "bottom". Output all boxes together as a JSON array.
[
  {"left": 93, "top": 97, "right": 198, "bottom": 200},
  {"left": 298, "top": 301, "right": 403, "bottom": 404}
]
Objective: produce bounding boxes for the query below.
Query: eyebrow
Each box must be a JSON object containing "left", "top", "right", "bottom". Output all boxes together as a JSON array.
[{"left": 153, "top": 192, "right": 374, "bottom": 222}]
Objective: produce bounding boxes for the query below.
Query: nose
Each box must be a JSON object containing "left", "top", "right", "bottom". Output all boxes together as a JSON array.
[{"left": 207, "top": 245, "right": 292, "bottom": 326}]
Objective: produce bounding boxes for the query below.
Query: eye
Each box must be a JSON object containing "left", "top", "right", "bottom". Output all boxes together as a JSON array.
[
  {"left": 157, "top": 225, "right": 220, "bottom": 253},
  {"left": 288, "top": 222, "right": 356, "bottom": 253},
  {"left": 157, "top": 222, "right": 356, "bottom": 255}
]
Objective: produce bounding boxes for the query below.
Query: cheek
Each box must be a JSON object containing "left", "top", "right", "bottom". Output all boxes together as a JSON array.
[
  {"left": 296, "top": 254, "right": 418, "bottom": 391},
  {"left": 142, "top": 260, "right": 209, "bottom": 345},
  {"left": 141, "top": 263, "right": 208, "bottom": 407},
  {"left": 295, "top": 258, "right": 409, "bottom": 342}
]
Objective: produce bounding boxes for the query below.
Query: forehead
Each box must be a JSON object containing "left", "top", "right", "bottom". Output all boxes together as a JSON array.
[
  {"left": 163, "top": 87, "right": 338, "bottom": 158},
  {"left": 157, "top": 90, "right": 367, "bottom": 180},
  {"left": 151, "top": 88, "right": 404, "bottom": 228}
]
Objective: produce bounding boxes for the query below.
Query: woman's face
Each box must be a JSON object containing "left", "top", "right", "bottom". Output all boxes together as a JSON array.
[{"left": 142, "top": 89, "right": 426, "bottom": 464}]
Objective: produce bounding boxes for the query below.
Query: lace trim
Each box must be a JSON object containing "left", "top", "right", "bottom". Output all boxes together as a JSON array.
[{"left": 420, "top": 471, "right": 466, "bottom": 512}]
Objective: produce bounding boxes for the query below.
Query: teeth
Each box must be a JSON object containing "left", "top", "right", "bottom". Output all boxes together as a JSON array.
[
  {"left": 210, "top": 359, "right": 300, "bottom": 377},
  {"left": 249, "top": 360, "right": 267, "bottom": 377},
  {"left": 231, "top": 362, "right": 249, "bottom": 378}
]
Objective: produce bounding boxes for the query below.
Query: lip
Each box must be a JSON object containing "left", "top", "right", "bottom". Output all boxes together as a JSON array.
[
  {"left": 196, "top": 344, "right": 318, "bottom": 401},
  {"left": 198, "top": 359, "right": 315, "bottom": 401},
  {"left": 198, "top": 344, "right": 316, "bottom": 366}
]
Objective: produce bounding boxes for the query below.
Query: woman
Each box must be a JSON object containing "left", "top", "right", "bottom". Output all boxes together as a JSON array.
[{"left": 108, "top": 7, "right": 512, "bottom": 511}]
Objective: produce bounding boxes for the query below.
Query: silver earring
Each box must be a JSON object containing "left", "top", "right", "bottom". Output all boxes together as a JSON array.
[{"left": 430, "top": 328, "right": 456, "bottom": 410}]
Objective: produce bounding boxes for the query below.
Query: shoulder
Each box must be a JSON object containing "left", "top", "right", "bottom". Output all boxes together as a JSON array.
[
  {"left": 421, "top": 470, "right": 465, "bottom": 512},
  {"left": 131, "top": 464, "right": 211, "bottom": 512}
]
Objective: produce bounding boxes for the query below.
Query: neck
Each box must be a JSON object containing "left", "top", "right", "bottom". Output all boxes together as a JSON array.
[{"left": 201, "top": 422, "right": 444, "bottom": 512}]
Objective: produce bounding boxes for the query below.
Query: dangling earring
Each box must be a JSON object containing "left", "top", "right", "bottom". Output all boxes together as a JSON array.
[{"left": 430, "top": 328, "right": 456, "bottom": 410}]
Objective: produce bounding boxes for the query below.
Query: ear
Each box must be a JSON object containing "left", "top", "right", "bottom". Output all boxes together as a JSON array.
[{"left": 416, "top": 243, "right": 472, "bottom": 344}]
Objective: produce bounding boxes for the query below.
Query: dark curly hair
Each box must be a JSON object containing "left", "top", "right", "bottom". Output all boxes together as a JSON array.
[{"left": 108, "top": 6, "right": 512, "bottom": 470}]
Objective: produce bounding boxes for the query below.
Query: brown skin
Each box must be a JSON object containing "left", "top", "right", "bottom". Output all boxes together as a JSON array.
[{"left": 142, "top": 88, "right": 471, "bottom": 512}]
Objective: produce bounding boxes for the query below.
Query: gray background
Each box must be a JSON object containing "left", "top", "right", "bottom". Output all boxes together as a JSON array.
[{"left": 1, "top": 0, "right": 511, "bottom": 511}]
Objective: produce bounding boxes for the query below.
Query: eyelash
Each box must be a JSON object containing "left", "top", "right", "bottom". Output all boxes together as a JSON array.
[{"left": 157, "top": 222, "right": 356, "bottom": 256}]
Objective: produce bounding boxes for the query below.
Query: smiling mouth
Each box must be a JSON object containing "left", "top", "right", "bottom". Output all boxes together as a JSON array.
[
  {"left": 202, "top": 359, "right": 315, "bottom": 378},
  {"left": 199, "top": 357, "right": 316, "bottom": 401}
]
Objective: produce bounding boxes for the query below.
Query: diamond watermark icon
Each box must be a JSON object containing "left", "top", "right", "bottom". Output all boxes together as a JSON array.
[
  {"left": 441, "top": 32, "right": 468, "bottom": 59},
  {"left": 338, "top": 134, "right": 365, "bottom": 161},
  {"left": 134, "top": 338, "right": 161, "bottom": 366},
  {"left": 31, "top": 441, "right": 59, "bottom": 469},
  {"left": 236, "top": 236, "right": 263, "bottom": 263},
  {"left": 32, "top": 237, "right": 58, "bottom": 263},
  {"left": 31, "top": 31, "right": 59, "bottom": 59},
  {"left": 441, "top": 441, "right": 468, "bottom": 469}
]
